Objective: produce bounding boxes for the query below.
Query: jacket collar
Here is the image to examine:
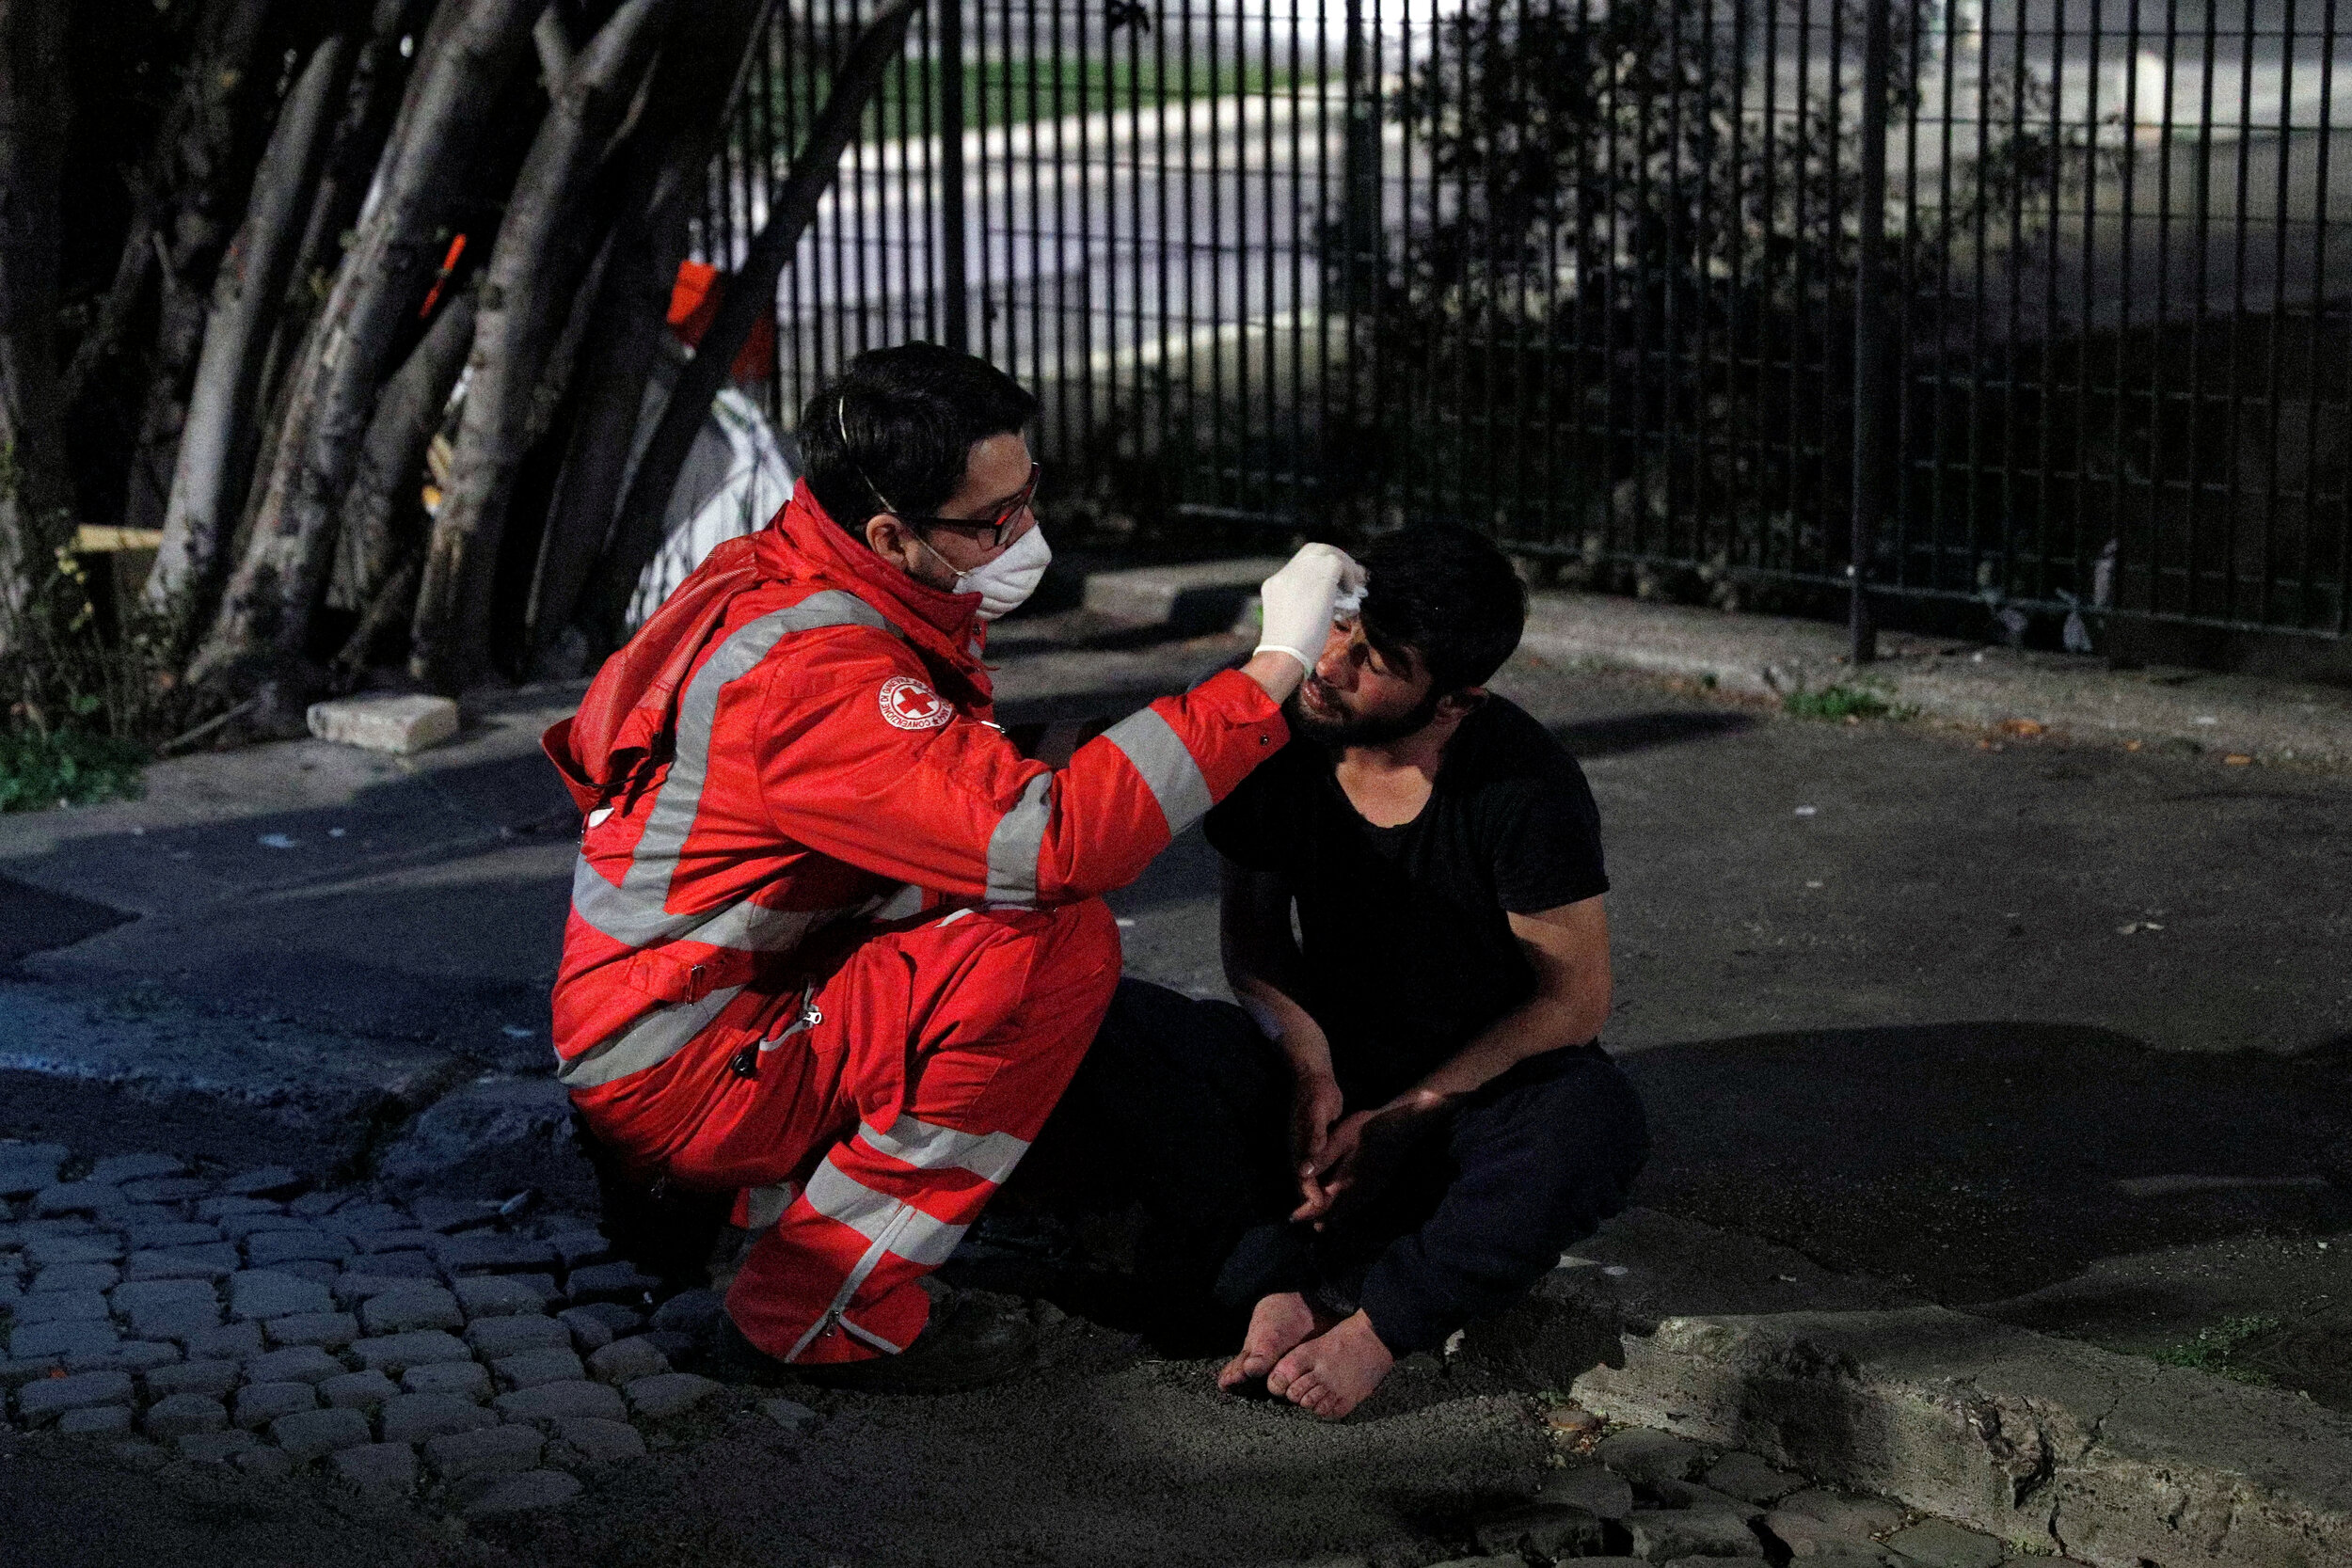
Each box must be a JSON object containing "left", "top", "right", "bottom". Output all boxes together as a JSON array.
[{"left": 755, "top": 482, "right": 991, "bottom": 698}]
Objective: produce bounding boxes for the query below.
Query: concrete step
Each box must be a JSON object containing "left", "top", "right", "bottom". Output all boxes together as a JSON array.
[{"left": 1465, "top": 1208, "right": 2352, "bottom": 1568}]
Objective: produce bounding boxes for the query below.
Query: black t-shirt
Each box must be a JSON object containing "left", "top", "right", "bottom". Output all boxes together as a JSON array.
[{"left": 1204, "top": 694, "right": 1610, "bottom": 1103}]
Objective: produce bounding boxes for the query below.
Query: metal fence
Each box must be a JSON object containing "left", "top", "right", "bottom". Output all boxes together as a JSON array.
[{"left": 702, "top": 0, "right": 2352, "bottom": 643}]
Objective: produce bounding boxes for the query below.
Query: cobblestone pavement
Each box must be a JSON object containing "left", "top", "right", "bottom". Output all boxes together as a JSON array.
[{"left": 2, "top": 1138, "right": 2093, "bottom": 1567}]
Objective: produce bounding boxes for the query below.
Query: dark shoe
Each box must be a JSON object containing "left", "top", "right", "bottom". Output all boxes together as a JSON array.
[
  {"left": 717, "top": 1290, "right": 1034, "bottom": 1396},
  {"left": 703, "top": 1314, "right": 799, "bottom": 1388},
  {"left": 571, "top": 1111, "right": 730, "bottom": 1291}
]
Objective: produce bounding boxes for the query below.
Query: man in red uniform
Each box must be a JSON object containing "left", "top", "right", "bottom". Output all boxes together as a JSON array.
[{"left": 544, "top": 343, "right": 1359, "bottom": 1393}]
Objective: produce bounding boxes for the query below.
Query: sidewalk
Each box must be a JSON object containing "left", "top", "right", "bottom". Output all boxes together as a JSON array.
[
  {"left": 0, "top": 577, "right": 2346, "bottom": 1565},
  {"left": 1515, "top": 586, "right": 2352, "bottom": 767}
]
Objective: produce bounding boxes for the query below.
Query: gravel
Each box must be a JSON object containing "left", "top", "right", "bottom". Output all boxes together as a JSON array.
[{"left": 331, "top": 1442, "right": 420, "bottom": 1495}]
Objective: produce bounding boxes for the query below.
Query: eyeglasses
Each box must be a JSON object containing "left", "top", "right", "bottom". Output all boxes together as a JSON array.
[
  {"left": 837, "top": 392, "right": 1041, "bottom": 549},
  {"left": 896, "top": 463, "right": 1041, "bottom": 550}
]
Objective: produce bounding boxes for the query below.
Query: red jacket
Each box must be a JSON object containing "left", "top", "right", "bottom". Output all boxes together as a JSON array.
[{"left": 544, "top": 483, "right": 1288, "bottom": 1089}]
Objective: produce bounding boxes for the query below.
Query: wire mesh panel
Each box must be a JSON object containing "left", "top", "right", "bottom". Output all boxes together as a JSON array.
[{"left": 710, "top": 0, "right": 2350, "bottom": 639}]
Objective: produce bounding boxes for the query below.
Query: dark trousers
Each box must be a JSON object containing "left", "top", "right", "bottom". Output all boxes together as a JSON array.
[{"left": 1038, "top": 977, "right": 1650, "bottom": 1356}]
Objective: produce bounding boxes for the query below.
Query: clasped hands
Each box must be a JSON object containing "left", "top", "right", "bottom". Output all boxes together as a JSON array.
[{"left": 1287, "top": 1078, "right": 1449, "bottom": 1227}]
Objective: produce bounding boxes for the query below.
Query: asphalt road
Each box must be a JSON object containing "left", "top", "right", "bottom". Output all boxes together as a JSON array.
[{"left": 3, "top": 611, "right": 2348, "bottom": 1385}]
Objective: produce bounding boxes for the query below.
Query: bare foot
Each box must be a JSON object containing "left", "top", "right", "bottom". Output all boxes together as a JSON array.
[
  {"left": 1264, "top": 1309, "right": 1395, "bottom": 1419},
  {"left": 1216, "top": 1291, "right": 1325, "bottom": 1393}
]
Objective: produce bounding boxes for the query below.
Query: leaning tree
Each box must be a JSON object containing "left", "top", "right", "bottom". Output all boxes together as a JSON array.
[{"left": 0, "top": 0, "right": 922, "bottom": 739}]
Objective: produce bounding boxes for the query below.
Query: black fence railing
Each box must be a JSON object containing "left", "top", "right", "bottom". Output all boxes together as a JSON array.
[{"left": 704, "top": 0, "right": 2352, "bottom": 644}]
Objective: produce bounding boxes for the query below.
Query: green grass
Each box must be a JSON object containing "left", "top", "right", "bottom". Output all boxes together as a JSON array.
[
  {"left": 765, "top": 55, "right": 1307, "bottom": 141},
  {"left": 1782, "top": 682, "right": 1914, "bottom": 721},
  {"left": 0, "top": 722, "right": 149, "bottom": 813},
  {"left": 2150, "top": 1315, "right": 2281, "bottom": 1386}
]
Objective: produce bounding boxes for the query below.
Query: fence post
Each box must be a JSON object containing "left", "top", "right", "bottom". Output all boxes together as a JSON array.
[
  {"left": 938, "top": 0, "right": 969, "bottom": 354},
  {"left": 1848, "top": 0, "right": 1891, "bottom": 665}
]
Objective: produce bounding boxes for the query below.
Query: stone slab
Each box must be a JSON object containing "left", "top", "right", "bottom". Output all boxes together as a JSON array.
[
  {"left": 465, "top": 1314, "right": 570, "bottom": 1357},
  {"left": 550, "top": 1415, "right": 644, "bottom": 1465},
  {"left": 359, "top": 1285, "right": 463, "bottom": 1335},
  {"left": 319, "top": 1370, "right": 400, "bottom": 1409},
  {"left": 17, "top": 1369, "right": 135, "bottom": 1420},
  {"left": 232, "top": 1381, "right": 318, "bottom": 1429},
  {"left": 273, "top": 1405, "right": 373, "bottom": 1461},
  {"left": 58, "top": 1404, "right": 134, "bottom": 1434},
  {"left": 182, "top": 1321, "right": 263, "bottom": 1360},
  {"left": 122, "top": 1244, "right": 238, "bottom": 1282},
  {"left": 624, "top": 1371, "right": 718, "bottom": 1419},
  {"left": 586, "top": 1337, "right": 669, "bottom": 1386},
  {"left": 11, "top": 1320, "right": 119, "bottom": 1358},
  {"left": 308, "top": 694, "right": 460, "bottom": 756},
  {"left": 350, "top": 1329, "right": 473, "bottom": 1371},
  {"left": 402, "top": 1359, "right": 490, "bottom": 1400},
  {"left": 246, "top": 1345, "right": 346, "bottom": 1385},
  {"left": 226, "top": 1270, "right": 331, "bottom": 1321},
  {"left": 453, "top": 1275, "right": 547, "bottom": 1319},
  {"left": 425, "top": 1422, "right": 545, "bottom": 1481},
  {"left": 380, "top": 1391, "right": 501, "bottom": 1444},
  {"left": 493, "top": 1348, "right": 585, "bottom": 1390},
  {"left": 496, "top": 1380, "right": 626, "bottom": 1423},
  {"left": 262, "top": 1310, "right": 358, "bottom": 1349},
  {"left": 143, "top": 1393, "right": 229, "bottom": 1440},
  {"left": 145, "top": 1359, "right": 242, "bottom": 1399}
]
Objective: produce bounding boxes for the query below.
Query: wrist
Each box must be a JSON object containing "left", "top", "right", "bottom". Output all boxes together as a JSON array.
[
  {"left": 1241, "top": 648, "right": 1307, "bottom": 701},
  {"left": 1383, "top": 1087, "right": 1450, "bottom": 1119}
]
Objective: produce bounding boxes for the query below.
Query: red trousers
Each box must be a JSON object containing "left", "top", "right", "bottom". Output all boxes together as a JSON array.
[{"left": 570, "top": 898, "right": 1119, "bottom": 1363}]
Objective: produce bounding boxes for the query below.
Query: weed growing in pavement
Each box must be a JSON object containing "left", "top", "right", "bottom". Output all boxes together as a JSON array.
[
  {"left": 0, "top": 546, "right": 204, "bottom": 811},
  {"left": 0, "top": 721, "right": 148, "bottom": 812},
  {"left": 1782, "top": 682, "right": 1916, "bottom": 722},
  {"left": 2150, "top": 1315, "right": 2281, "bottom": 1385}
]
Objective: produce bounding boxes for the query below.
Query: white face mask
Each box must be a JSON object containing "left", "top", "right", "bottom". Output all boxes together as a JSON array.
[{"left": 920, "top": 524, "right": 1052, "bottom": 622}]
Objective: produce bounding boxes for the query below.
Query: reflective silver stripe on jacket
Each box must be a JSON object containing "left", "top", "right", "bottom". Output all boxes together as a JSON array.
[
  {"left": 742, "top": 1182, "right": 797, "bottom": 1231},
  {"left": 569, "top": 590, "right": 894, "bottom": 951},
  {"left": 1100, "top": 705, "right": 1214, "bottom": 838},
  {"left": 982, "top": 771, "right": 1054, "bottom": 907},
  {"left": 857, "top": 1114, "right": 1029, "bottom": 1187},
  {"left": 556, "top": 984, "right": 747, "bottom": 1088}
]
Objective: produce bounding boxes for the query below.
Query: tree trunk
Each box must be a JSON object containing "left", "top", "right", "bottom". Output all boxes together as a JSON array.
[
  {"left": 0, "top": 0, "right": 72, "bottom": 631},
  {"left": 187, "top": 0, "right": 542, "bottom": 692},
  {"left": 149, "top": 34, "right": 350, "bottom": 623},
  {"left": 267, "top": 0, "right": 437, "bottom": 416},
  {"left": 405, "top": 0, "right": 672, "bottom": 693},
  {"left": 582, "top": 0, "right": 922, "bottom": 647},
  {"left": 331, "top": 286, "right": 475, "bottom": 620},
  {"left": 523, "top": 0, "right": 771, "bottom": 672},
  {"left": 56, "top": 0, "right": 277, "bottom": 414}
]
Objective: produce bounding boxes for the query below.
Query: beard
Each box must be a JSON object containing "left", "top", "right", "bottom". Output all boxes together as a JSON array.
[{"left": 1283, "top": 679, "right": 1446, "bottom": 747}]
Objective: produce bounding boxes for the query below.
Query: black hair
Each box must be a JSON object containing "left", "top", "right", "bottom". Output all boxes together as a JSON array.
[
  {"left": 1355, "top": 524, "right": 1528, "bottom": 693},
  {"left": 799, "top": 342, "right": 1040, "bottom": 534}
]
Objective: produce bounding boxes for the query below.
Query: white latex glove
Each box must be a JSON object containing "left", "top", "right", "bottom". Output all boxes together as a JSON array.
[{"left": 1254, "top": 544, "right": 1369, "bottom": 673}]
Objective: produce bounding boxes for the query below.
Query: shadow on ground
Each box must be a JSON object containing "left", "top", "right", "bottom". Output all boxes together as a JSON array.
[{"left": 1626, "top": 1021, "right": 2352, "bottom": 1305}]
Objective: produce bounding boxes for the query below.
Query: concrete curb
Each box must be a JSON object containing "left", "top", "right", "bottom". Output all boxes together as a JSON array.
[
  {"left": 1465, "top": 1209, "right": 2352, "bottom": 1568},
  {"left": 1514, "top": 589, "right": 2352, "bottom": 767},
  {"left": 1066, "top": 560, "right": 2352, "bottom": 764}
]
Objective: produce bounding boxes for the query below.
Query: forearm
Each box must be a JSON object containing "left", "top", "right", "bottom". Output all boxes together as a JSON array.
[
  {"left": 1223, "top": 950, "right": 1337, "bottom": 1086},
  {"left": 1392, "top": 991, "right": 1609, "bottom": 1110}
]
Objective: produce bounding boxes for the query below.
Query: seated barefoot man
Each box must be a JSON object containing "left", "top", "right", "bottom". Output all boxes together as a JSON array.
[
  {"left": 545, "top": 342, "right": 1360, "bottom": 1394},
  {"left": 1049, "top": 523, "right": 1647, "bottom": 1418}
]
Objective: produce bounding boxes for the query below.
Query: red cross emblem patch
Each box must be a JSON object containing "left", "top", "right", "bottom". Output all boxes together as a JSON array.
[{"left": 878, "top": 675, "right": 951, "bottom": 731}]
